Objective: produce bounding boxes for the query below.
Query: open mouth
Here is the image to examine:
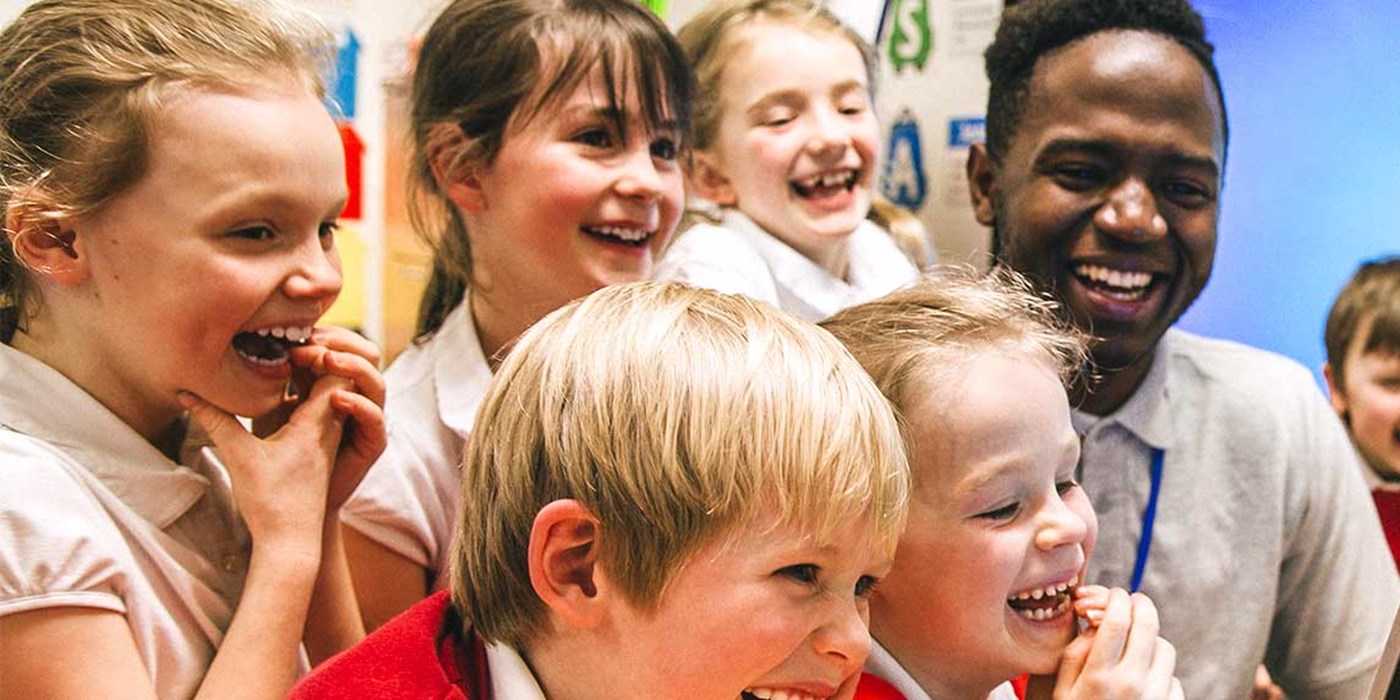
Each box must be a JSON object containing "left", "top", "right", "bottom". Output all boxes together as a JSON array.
[
  {"left": 1072, "top": 263, "right": 1159, "bottom": 302},
  {"left": 231, "top": 325, "right": 312, "bottom": 366},
  {"left": 1007, "top": 575, "right": 1078, "bottom": 621},
  {"left": 742, "top": 688, "right": 831, "bottom": 700},
  {"left": 791, "top": 169, "right": 857, "bottom": 200},
  {"left": 581, "top": 224, "right": 653, "bottom": 248}
]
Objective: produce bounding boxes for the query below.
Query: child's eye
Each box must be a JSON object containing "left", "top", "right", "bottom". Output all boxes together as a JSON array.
[
  {"left": 1055, "top": 478, "right": 1081, "bottom": 496},
  {"left": 975, "top": 502, "right": 1020, "bottom": 521},
  {"left": 232, "top": 226, "right": 275, "bottom": 241},
  {"left": 574, "top": 127, "right": 614, "bottom": 149},
  {"left": 319, "top": 221, "right": 339, "bottom": 248},
  {"left": 650, "top": 136, "right": 678, "bottom": 161},
  {"left": 854, "top": 575, "right": 881, "bottom": 598},
  {"left": 777, "top": 563, "right": 819, "bottom": 586}
]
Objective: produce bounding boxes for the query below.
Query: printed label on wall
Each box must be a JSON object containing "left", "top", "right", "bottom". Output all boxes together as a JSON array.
[
  {"left": 886, "top": 0, "right": 932, "bottom": 74},
  {"left": 883, "top": 110, "right": 929, "bottom": 211}
]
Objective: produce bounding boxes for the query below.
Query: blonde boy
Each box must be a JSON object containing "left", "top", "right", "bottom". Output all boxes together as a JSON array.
[
  {"left": 295, "top": 281, "right": 909, "bottom": 699},
  {"left": 823, "top": 268, "right": 1181, "bottom": 700}
]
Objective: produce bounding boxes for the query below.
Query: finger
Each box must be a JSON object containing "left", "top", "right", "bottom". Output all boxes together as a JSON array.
[
  {"left": 1118, "top": 593, "right": 1162, "bottom": 674},
  {"left": 1143, "top": 637, "right": 1177, "bottom": 700},
  {"left": 1082, "top": 587, "right": 1132, "bottom": 670},
  {"left": 323, "top": 351, "right": 386, "bottom": 408},
  {"left": 1170, "top": 677, "right": 1185, "bottom": 700},
  {"left": 1074, "top": 584, "right": 1111, "bottom": 627},
  {"left": 311, "top": 326, "right": 381, "bottom": 367},
  {"left": 332, "top": 391, "right": 387, "bottom": 456},
  {"left": 178, "top": 391, "right": 251, "bottom": 450},
  {"left": 1053, "top": 629, "right": 1095, "bottom": 697}
]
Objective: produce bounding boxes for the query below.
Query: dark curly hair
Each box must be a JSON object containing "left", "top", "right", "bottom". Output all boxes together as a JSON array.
[{"left": 983, "top": 0, "right": 1228, "bottom": 164}]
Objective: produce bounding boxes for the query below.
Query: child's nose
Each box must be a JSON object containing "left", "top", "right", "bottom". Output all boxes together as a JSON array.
[
  {"left": 810, "top": 595, "right": 872, "bottom": 674},
  {"left": 614, "top": 143, "right": 665, "bottom": 202},
  {"left": 283, "top": 234, "right": 342, "bottom": 304},
  {"left": 1034, "top": 495, "right": 1090, "bottom": 552},
  {"left": 804, "top": 109, "right": 850, "bottom": 158}
]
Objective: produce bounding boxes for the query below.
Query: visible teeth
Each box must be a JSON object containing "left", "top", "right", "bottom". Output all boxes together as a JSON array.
[
  {"left": 249, "top": 326, "right": 312, "bottom": 344},
  {"left": 798, "top": 170, "right": 855, "bottom": 189},
  {"left": 1074, "top": 264, "right": 1152, "bottom": 290},
  {"left": 588, "top": 225, "right": 650, "bottom": 242},
  {"left": 744, "top": 689, "right": 824, "bottom": 700},
  {"left": 1012, "top": 595, "right": 1073, "bottom": 621}
]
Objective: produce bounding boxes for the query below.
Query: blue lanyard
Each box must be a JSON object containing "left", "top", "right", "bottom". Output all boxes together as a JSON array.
[{"left": 1129, "top": 448, "right": 1165, "bottom": 593}]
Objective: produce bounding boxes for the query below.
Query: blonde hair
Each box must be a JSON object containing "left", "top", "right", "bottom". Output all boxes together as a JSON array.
[
  {"left": 407, "top": 0, "right": 693, "bottom": 337},
  {"left": 821, "top": 266, "right": 1089, "bottom": 424},
  {"left": 0, "top": 0, "right": 333, "bottom": 342},
  {"left": 677, "top": 0, "right": 875, "bottom": 153},
  {"left": 451, "top": 280, "right": 909, "bottom": 647}
]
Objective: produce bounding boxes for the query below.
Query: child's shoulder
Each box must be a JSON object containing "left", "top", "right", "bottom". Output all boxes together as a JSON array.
[{"left": 655, "top": 218, "right": 782, "bottom": 304}]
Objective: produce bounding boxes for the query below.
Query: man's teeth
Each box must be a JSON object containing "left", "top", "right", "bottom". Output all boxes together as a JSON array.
[
  {"left": 1074, "top": 264, "right": 1152, "bottom": 291},
  {"left": 586, "top": 225, "right": 650, "bottom": 242},
  {"left": 254, "top": 326, "right": 312, "bottom": 343}
]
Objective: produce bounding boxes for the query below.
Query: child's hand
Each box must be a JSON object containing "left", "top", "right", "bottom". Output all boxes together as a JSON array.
[
  {"left": 285, "top": 327, "right": 386, "bottom": 511},
  {"left": 1038, "top": 587, "right": 1183, "bottom": 700},
  {"left": 181, "top": 375, "right": 347, "bottom": 556}
]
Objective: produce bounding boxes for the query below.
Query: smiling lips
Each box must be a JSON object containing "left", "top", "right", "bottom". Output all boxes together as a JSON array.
[
  {"left": 581, "top": 223, "right": 655, "bottom": 248},
  {"left": 742, "top": 686, "right": 836, "bottom": 700}
]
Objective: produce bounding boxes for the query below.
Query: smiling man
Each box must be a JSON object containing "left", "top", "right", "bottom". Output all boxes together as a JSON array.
[{"left": 967, "top": 0, "right": 1399, "bottom": 697}]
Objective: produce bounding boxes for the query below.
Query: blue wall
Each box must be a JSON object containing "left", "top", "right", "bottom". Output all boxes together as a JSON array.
[{"left": 1177, "top": 1, "right": 1400, "bottom": 384}]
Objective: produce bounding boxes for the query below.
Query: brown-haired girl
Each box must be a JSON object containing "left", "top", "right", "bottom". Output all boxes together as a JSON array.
[{"left": 339, "top": 0, "right": 694, "bottom": 630}]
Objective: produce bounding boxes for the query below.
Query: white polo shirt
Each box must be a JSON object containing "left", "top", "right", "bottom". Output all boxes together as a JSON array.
[
  {"left": 0, "top": 342, "right": 253, "bottom": 698},
  {"left": 656, "top": 209, "right": 921, "bottom": 322},
  {"left": 341, "top": 298, "right": 493, "bottom": 583}
]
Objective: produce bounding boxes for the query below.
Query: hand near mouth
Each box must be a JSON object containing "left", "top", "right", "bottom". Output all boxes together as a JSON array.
[{"left": 1024, "top": 587, "right": 1184, "bottom": 700}]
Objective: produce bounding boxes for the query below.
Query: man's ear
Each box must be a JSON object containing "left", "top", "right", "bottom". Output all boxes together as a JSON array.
[
  {"left": 528, "top": 499, "right": 608, "bottom": 630},
  {"left": 688, "top": 150, "right": 737, "bottom": 206},
  {"left": 1322, "top": 362, "right": 1350, "bottom": 421},
  {"left": 966, "top": 143, "right": 999, "bottom": 227},
  {"left": 6, "top": 200, "right": 86, "bottom": 286},
  {"left": 426, "top": 123, "right": 488, "bottom": 213}
]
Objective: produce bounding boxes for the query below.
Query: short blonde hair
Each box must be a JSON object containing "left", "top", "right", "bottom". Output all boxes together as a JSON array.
[
  {"left": 677, "top": 0, "right": 875, "bottom": 152},
  {"left": 821, "top": 266, "right": 1089, "bottom": 423},
  {"left": 452, "top": 281, "right": 909, "bottom": 647},
  {"left": 0, "top": 0, "right": 333, "bottom": 341}
]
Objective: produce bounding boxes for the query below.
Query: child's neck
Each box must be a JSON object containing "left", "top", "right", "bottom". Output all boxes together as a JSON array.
[
  {"left": 779, "top": 230, "right": 852, "bottom": 281},
  {"left": 470, "top": 291, "right": 555, "bottom": 371}
]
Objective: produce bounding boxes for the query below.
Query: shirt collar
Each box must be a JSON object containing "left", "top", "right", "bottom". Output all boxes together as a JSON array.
[
  {"left": 864, "top": 638, "right": 933, "bottom": 700},
  {"left": 485, "top": 642, "right": 547, "bottom": 699},
  {"left": 431, "top": 296, "right": 495, "bottom": 437},
  {"left": 0, "top": 343, "right": 208, "bottom": 527},
  {"left": 1072, "top": 329, "right": 1177, "bottom": 451},
  {"left": 722, "top": 210, "right": 910, "bottom": 319}
]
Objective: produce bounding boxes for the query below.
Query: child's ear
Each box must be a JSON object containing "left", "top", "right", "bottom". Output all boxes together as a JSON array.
[
  {"left": 6, "top": 199, "right": 87, "bottom": 286},
  {"left": 966, "top": 143, "right": 998, "bottom": 227},
  {"left": 426, "top": 123, "right": 488, "bottom": 213},
  {"left": 528, "top": 499, "right": 608, "bottom": 629},
  {"left": 1322, "top": 362, "right": 1350, "bottom": 420},
  {"left": 689, "top": 150, "right": 737, "bottom": 206}
]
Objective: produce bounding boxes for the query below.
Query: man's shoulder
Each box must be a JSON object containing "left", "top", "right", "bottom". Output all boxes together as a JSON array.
[{"left": 1166, "top": 328, "right": 1317, "bottom": 394}]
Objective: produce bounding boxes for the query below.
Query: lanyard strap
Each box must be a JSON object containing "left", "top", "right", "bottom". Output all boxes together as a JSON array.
[{"left": 1129, "top": 448, "right": 1165, "bottom": 593}]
